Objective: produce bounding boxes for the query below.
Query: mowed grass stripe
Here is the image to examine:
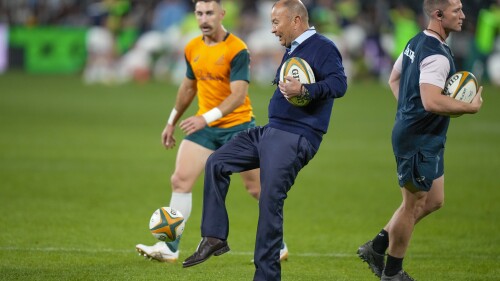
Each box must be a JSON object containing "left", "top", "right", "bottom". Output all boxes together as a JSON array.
[
  {"left": 0, "top": 246, "right": 351, "bottom": 257},
  {"left": 2, "top": 246, "right": 498, "bottom": 260}
]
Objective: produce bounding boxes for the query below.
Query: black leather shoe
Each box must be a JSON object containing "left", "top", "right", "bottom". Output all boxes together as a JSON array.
[{"left": 183, "top": 237, "right": 230, "bottom": 268}]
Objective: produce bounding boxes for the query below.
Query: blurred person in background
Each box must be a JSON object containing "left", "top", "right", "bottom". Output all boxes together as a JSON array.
[
  {"left": 245, "top": 0, "right": 284, "bottom": 84},
  {"left": 470, "top": 0, "right": 500, "bottom": 85},
  {"left": 111, "top": 0, "right": 189, "bottom": 84},
  {"left": 151, "top": 0, "right": 189, "bottom": 32},
  {"left": 83, "top": 0, "right": 130, "bottom": 84},
  {"left": 0, "top": 24, "right": 7, "bottom": 73}
]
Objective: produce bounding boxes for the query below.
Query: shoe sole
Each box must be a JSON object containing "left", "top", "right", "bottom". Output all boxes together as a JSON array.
[
  {"left": 280, "top": 251, "right": 288, "bottom": 262},
  {"left": 183, "top": 245, "right": 230, "bottom": 268},
  {"left": 135, "top": 247, "right": 178, "bottom": 263},
  {"left": 357, "top": 247, "right": 382, "bottom": 278}
]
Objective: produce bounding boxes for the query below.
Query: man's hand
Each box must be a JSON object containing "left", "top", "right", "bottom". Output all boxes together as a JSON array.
[
  {"left": 161, "top": 123, "right": 176, "bottom": 149},
  {"left": 278, "top": 76, "right": 302, "bottom": 99},
  {"left": 470, "top": 86, "right": 483, "bottom": 113},
  {"left": 179, "top": 116, "right": 207, "bottom": 135}
]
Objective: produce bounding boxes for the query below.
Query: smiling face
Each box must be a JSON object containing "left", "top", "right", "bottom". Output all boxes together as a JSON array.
[
  {"left": 194, "top": 1, "right": 225, "bottom": 40},
  {"left": 441, "top": 0, "right": 465, "bottom": 32},
  {"left": 271, "top": 3, "right": 295, "bottom": 48}
]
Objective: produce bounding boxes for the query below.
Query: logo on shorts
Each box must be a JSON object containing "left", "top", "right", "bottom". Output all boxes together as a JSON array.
[
  {"left": 397, "top": 173, "right": 403, "bottom": 180},
  {"left": 416, "top": 176, "right": 426, "bottom": 182}
]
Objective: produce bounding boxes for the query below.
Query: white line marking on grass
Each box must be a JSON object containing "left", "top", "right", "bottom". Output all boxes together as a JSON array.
[
  {"left": 224, "top": 251, "right": 353, "bottom": 258},
  {"left": 0, "top": 246, "right": 353, "bottom": 258},
  {"left": 0, "top": 246, "right": 132, "bottom": 253},
  {"left": 5, "top": 247, "right": 496, "bottom": 260}
]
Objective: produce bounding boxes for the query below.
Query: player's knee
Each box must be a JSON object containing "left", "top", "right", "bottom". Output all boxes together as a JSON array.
[
  {"left": 170, "top": 173, "right": 191, "bottom": 193},
  {"left": 427, "top": 198, "right": 444, "bottom": 213},
  {"left": 245, "top": 184, "right": 260, "bottom": 199}
]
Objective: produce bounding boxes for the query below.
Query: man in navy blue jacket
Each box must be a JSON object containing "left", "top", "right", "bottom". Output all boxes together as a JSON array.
[{"left": 182, "top": 0, "right": 347, "bottom": 280}]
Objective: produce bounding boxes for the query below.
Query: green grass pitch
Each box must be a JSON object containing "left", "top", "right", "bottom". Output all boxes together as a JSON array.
[{"left": 0, "top": 72, "right": 499, "bottom": 280}]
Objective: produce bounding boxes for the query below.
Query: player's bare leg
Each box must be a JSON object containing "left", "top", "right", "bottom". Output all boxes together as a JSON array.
[
  {"left": 383, "top": 176, "right": 444, "bottom": 234},
  {"left": 381, "top": 186, "right": 425, "bottom": 279},
  {"left": 388, "top": 186, "right": 427, "bottom": 257},
  {"left": 136, "top": 140, "right": 213, "bottom": 262},
  {"left": 415, "top": 175, "right": 444, "bottom": 223},
  {"left": 171, "top": 140, "right": 213, "bottom": 194},
  {"left": 360, "top": 176, "right": 444, "bottom": 277},
  {"left": 240, "top": 168, "right": 260, "bottom": 199}
]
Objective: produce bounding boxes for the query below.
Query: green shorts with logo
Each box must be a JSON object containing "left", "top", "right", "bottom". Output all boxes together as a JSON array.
[
  {"left": 185, "top": 119, "right": 256, "bottom": 151},
  {"left": 395, "top": 148, "right": 445, "bottom": 191}
]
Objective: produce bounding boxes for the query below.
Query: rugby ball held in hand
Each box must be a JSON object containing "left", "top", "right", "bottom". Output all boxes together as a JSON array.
[
  {"left": 279, "top": 57, "right": 315, "bottom": 106},
  {"left": 443, "top": 71, "right": 478, "bottom": 103}
]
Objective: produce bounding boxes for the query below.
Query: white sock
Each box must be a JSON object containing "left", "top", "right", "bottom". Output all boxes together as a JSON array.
[{"left": 169, "top": 192, "right": 192, "bottom": 223}]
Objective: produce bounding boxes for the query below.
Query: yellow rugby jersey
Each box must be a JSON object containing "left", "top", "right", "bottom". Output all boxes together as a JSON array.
[{"left": 184, "top": 33, "right": 253, "bottom": 128}]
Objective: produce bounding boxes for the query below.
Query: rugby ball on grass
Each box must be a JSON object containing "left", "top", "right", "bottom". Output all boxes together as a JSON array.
[
  {"left": 442, "top": 71, "right": 478, "bottom": 103},
  {"left": 149, "top": 207, "right": 185, "bottom": 242},
  {"left": 279, "top": 57, "right": 315, "bottom": 106}
]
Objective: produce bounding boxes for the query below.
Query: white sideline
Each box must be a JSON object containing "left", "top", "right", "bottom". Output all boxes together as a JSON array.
[
  {"left": 0, "top": 246, "right": 352, "bottom": 258},
  {"left": 2, "top": 247, "right": 495, "bottom": 260}
]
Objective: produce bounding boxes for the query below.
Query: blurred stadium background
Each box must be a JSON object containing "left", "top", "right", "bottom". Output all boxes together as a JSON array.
[{"left": 0, "top": 0, "right": 499, "bottom": 85}]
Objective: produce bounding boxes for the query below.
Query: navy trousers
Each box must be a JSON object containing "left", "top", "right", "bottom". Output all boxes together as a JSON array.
[{"left": 201, "top": 126, "right": 317, "bottom": 281}]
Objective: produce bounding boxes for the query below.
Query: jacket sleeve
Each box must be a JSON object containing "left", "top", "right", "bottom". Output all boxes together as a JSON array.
[{"left": 306, "top": 47, "right": 347, "bottom": 100}]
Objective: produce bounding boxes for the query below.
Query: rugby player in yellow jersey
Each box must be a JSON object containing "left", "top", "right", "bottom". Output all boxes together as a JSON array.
[{"left": 135, "top": 0, "right": 288, "bottom": 263}]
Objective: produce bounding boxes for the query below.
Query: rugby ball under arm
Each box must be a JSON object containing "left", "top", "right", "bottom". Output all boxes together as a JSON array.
[
  {"left": 442, "top": 71, "right": 478, "bottom": 103},
  {"left": 279, "top": 57, "right": 315, "bottom": 106}
]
